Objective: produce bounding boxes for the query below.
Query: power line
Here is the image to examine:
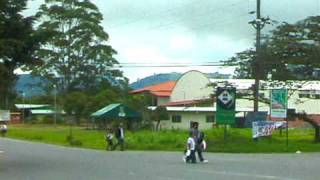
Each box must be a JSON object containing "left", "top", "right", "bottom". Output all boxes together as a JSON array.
[{"left": 110, "top": 62, "right": 238, "bottom": 69}]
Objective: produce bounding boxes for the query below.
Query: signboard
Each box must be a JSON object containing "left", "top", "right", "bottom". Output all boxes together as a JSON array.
[
  {"left": 252, "top": 121, "right": 286, "bottom": 138},
  {"left": 0, "top": 110, "right": 10, "bottom": 121},
  {"left": 216, "top": 87, "right": 236, "bottom": 125},
  {"left": 270, "top": 89, "right": 288, "bottom": 118}
]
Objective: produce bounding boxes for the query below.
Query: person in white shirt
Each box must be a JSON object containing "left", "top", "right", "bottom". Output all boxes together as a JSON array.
[
  {"left": 105, "top": 129, "right": 114, "bottom": 151},
  {"left": 0, "top": 123, "right": 8, "bottom": 137},
  {"left": 185, "top": 132, "right": 196, "bottom": 163}
]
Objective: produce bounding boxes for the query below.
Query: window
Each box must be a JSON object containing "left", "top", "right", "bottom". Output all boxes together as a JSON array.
[
  {"left": 206, "top": 115, "right": 215, "bottom": 123},
  {"left": 172, "top": 115, "right": 181, "bottom": 123}
]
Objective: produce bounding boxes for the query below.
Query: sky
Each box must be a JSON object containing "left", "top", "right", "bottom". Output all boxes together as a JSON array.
[{"left": 24, "top": 0, "right": 320, "bottom": 83}]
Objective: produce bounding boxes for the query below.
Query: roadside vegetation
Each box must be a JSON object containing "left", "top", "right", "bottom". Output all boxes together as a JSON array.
[{"left": 5, "top": 125, "right": 320, "bottom": 153}]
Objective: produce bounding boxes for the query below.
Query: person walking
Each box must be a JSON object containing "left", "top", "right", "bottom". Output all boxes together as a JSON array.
[
  {"left": 184, "top": 132, "right": 196, "bottom": 163},
  {"left": 190, "top": 122, "right": 208, "bottom": 163},
  {"left": 0, "top": 123, "right": 7, "bottom": 137},
  {"left": 113, "top": 123, "right": 125, "bottom": 151},
  {"left": 105, "top": 129, "right": 114, "bottom": 151}
]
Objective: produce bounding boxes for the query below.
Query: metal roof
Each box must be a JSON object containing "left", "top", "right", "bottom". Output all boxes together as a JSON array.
[
  {"left": 30, "top": 109, "right": 54, "bottom": 115},
  {"left": 91, "top": 103, "right": 141, "bottom": 119},
  {"left": 148, "top": 106, "right": 270, "bottom": 113},
  {"left": 15, "top": 104, "right": 51, "bottom": 109},
  {"left": 91, "top": 103, "right": 120, "bottom": 117},
  {"left": 30, "top": 109, "right": 66, "bottom": 115}
]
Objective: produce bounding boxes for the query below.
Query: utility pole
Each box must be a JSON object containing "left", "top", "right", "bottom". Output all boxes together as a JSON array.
[
  {"left": 250, "top": 0, "right": 269, "bottom": 112},
  {"left": 53, "top": 84, "right": 57, "bottom": 127},
  {"left": 254, "top": 0, "right": 261, "bottom": 112}
]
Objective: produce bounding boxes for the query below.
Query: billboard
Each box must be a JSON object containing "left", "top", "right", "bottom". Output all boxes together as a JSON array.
[
  {"left": 0, "top": 110, "right": 10, "bottom": 121},
  {"left": 270, "top": 89, "right": 288, "bottom": 118},
  {"left": 252, "top": 121, "right": 286, "bottom": 138},
  {"left": 216, "top": 87, "right": 236, "bottom": 125}
]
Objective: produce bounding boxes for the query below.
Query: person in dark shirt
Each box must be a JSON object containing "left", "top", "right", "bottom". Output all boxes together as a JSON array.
[
  {"left": 189, "top": 122, "right": 208, "bottom": 163},
  {"left": 113, "top": 123, "right": 125, "bottom": 151}
]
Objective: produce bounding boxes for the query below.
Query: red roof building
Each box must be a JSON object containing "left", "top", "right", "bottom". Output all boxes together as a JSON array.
[{"left": 130, "top": 81, "right": 176, "bottom": 97}]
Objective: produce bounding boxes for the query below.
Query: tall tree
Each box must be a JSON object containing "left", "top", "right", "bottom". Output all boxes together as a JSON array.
[
  {"left": 0, "top": 0, "right": 41, "bottom": 108},
  {"left": 32, "top": 0, "right": 122, "bottom": 92},
  {"left": 269, "top": 16, "right": 320, "bottom": 80},
  {"left": 226, "top": 16, "right": 320, "bottom": 80}
]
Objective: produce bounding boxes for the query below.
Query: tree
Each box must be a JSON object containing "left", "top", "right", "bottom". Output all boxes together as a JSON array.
[
  {"left": 269, "top": 16, "right": 320, "bottom": 80},
  {"left": 64, "top": 91, "right": 89, "bottom": 125},
  {"left": 151, "top": 106, "right": 169, "bottom": 131},
  {"left": 225, "top": 16, "right": 320, "bottom": 81},
  {"left": 224, "top": 16, "right": 320, "bottom": 143},
  {"left": 0, "top": 0, "right": 41, "bottom": 108},
  {"left": 32, "top": 0, "right": 122, "bottom": 93},
  {"left": 296, "top": 113, "right": 320, "bottom": 143}
]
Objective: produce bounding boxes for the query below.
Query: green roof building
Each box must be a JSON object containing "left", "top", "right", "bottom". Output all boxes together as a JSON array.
[{"left": 91, "top": 103, "right": 141, "bottom": 122}]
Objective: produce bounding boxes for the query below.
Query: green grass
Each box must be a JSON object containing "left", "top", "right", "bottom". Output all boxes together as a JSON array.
[{"left": 5, "top": 124, "right": 320, "bottom": 153}]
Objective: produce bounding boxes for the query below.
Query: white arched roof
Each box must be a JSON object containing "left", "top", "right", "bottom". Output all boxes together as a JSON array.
[{"left": 170, "top": 70, "right": 213, "bottom": 102}]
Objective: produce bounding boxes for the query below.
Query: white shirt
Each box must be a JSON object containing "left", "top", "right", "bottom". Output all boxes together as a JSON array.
[
  {"left": 120, "top": 128, "right": 124, "bottom": 139},
  {"left": 0, "top": 125, "right": 7, "bottom": 130},
  {"left": 187, "top": 137, "right": 195, "bottom": 150}
]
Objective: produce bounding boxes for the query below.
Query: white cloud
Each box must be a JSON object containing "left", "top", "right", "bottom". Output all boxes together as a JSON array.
[
  {"left": 170, "top": 35, "right": 194, "bottom": 51},
  {"left": 25, "top": 0, "right": 319, "bottom": 83}
]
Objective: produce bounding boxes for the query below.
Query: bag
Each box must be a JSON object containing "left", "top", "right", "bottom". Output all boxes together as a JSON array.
[
  {"left": 202, "top": 140, "right": 207, "bottom": 150},
  {"left": 185, "top": 149, "right": 191, "bottom": 156}
]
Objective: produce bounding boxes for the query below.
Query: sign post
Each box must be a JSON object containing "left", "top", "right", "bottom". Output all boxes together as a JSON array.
[
  {"left": 216, "top": 87, "right": 236, "bottom": 141},
  {"left": 270, "top": 89, "right": 288, "bottom": 150},
  {"left": 0, "top": 110, "right": 10, "bottom": 121}
]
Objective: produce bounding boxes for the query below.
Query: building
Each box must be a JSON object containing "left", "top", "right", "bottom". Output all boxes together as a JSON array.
[{"left": 131, "top": 70, "right": 320, "bottom": 130}]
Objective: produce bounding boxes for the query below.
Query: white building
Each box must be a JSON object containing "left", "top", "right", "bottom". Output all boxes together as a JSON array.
[{"left": 131, "top": 70, "right": 320, "bottom": 130}]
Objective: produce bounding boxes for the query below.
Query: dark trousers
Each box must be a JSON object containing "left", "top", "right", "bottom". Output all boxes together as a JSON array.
[
  {"left": 186, "top": 150, "right": 196, "bottom": 163},
  {"left": 106, "top": 140, "right": 113, "bottom": 150},
  {"left": 113, "top": 138, "right": 124, "bottom": 151},
  {"left": 1, "top": 130, "right": 7, "bottom": 137},
  {"left": 196, "top": 145, "right": 204, "bottom": 162}
]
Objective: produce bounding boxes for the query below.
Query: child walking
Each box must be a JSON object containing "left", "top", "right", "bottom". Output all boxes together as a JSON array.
[
  {"left": 184, "top": 132, "right": 196, "bottom": 163},
  {"left": 106, "top": 129, "right": 113, "bottom": 151}
]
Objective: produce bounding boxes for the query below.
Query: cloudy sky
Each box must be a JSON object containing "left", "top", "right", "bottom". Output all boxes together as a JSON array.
[{"left": 25, "top": 0, "right": 320, "bottom": 82}]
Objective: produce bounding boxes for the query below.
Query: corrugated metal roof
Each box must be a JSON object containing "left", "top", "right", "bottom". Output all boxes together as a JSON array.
[
  {"left": 130, "top": 81, "right": 176, "bottom": 97},
  {"left": 30, "top": 109, "right": 66, "bottom": 115},
  {"left": 15, "top": 104, "right": 51, "bottom": 109},
  {"left": 150, "top": 91, "right": 172, "bottom": 97},
  {"left": 30, "top": 109, "right": 54, "bottom": 115},
  {"left": 91, "top": 103, "right": 121, "bottom": 117},
  {"left": 148, "top": 106, "right": 270, "bottom": 113}
]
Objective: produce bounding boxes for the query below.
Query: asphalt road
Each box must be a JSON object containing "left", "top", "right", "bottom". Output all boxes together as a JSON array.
[{"left": 0, "top": 138, "right": 319, "bottom": 180}]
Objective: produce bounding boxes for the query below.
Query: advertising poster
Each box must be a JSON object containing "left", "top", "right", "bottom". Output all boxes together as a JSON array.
[
  {"left": 252, "top": 121, "right": 286, "bottom": 138},
  {"left": 270, "top": 89, "right": 288, "bottom": 118}
]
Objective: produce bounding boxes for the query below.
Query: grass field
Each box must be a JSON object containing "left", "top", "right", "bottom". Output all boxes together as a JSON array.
[{"left": 4, "top": 124, "right": 320, "bottom": 153}]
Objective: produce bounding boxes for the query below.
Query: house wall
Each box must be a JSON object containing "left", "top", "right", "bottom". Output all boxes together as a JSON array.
[
  {"left": 157, "top": 97, "right": 170, "bottom": 106},
  {"left": 158, "top": 111, "right": 215, "bottom": 130}
]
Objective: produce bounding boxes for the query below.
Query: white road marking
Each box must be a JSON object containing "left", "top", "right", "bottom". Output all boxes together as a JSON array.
[{"left": 0, "top": 150, "right": 4, "bottom": 153}]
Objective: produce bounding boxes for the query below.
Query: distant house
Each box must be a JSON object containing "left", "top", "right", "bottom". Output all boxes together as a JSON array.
[
  {"left": 14, "top": 104, "right": 64, "bottom": 123},
  {"left": 130, "top": 81, "right": 176, "bottom": 106},
  {"left": 131, "top": 70, "right": 320, "bottom": 130},
  {"left": 91, "top": 103, "right": 141, "bottom": 129}
]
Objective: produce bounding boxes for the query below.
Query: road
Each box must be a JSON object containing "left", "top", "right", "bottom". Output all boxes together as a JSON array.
[{"left": 0, "top": 138, "right": 319, "bottom": 180}]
